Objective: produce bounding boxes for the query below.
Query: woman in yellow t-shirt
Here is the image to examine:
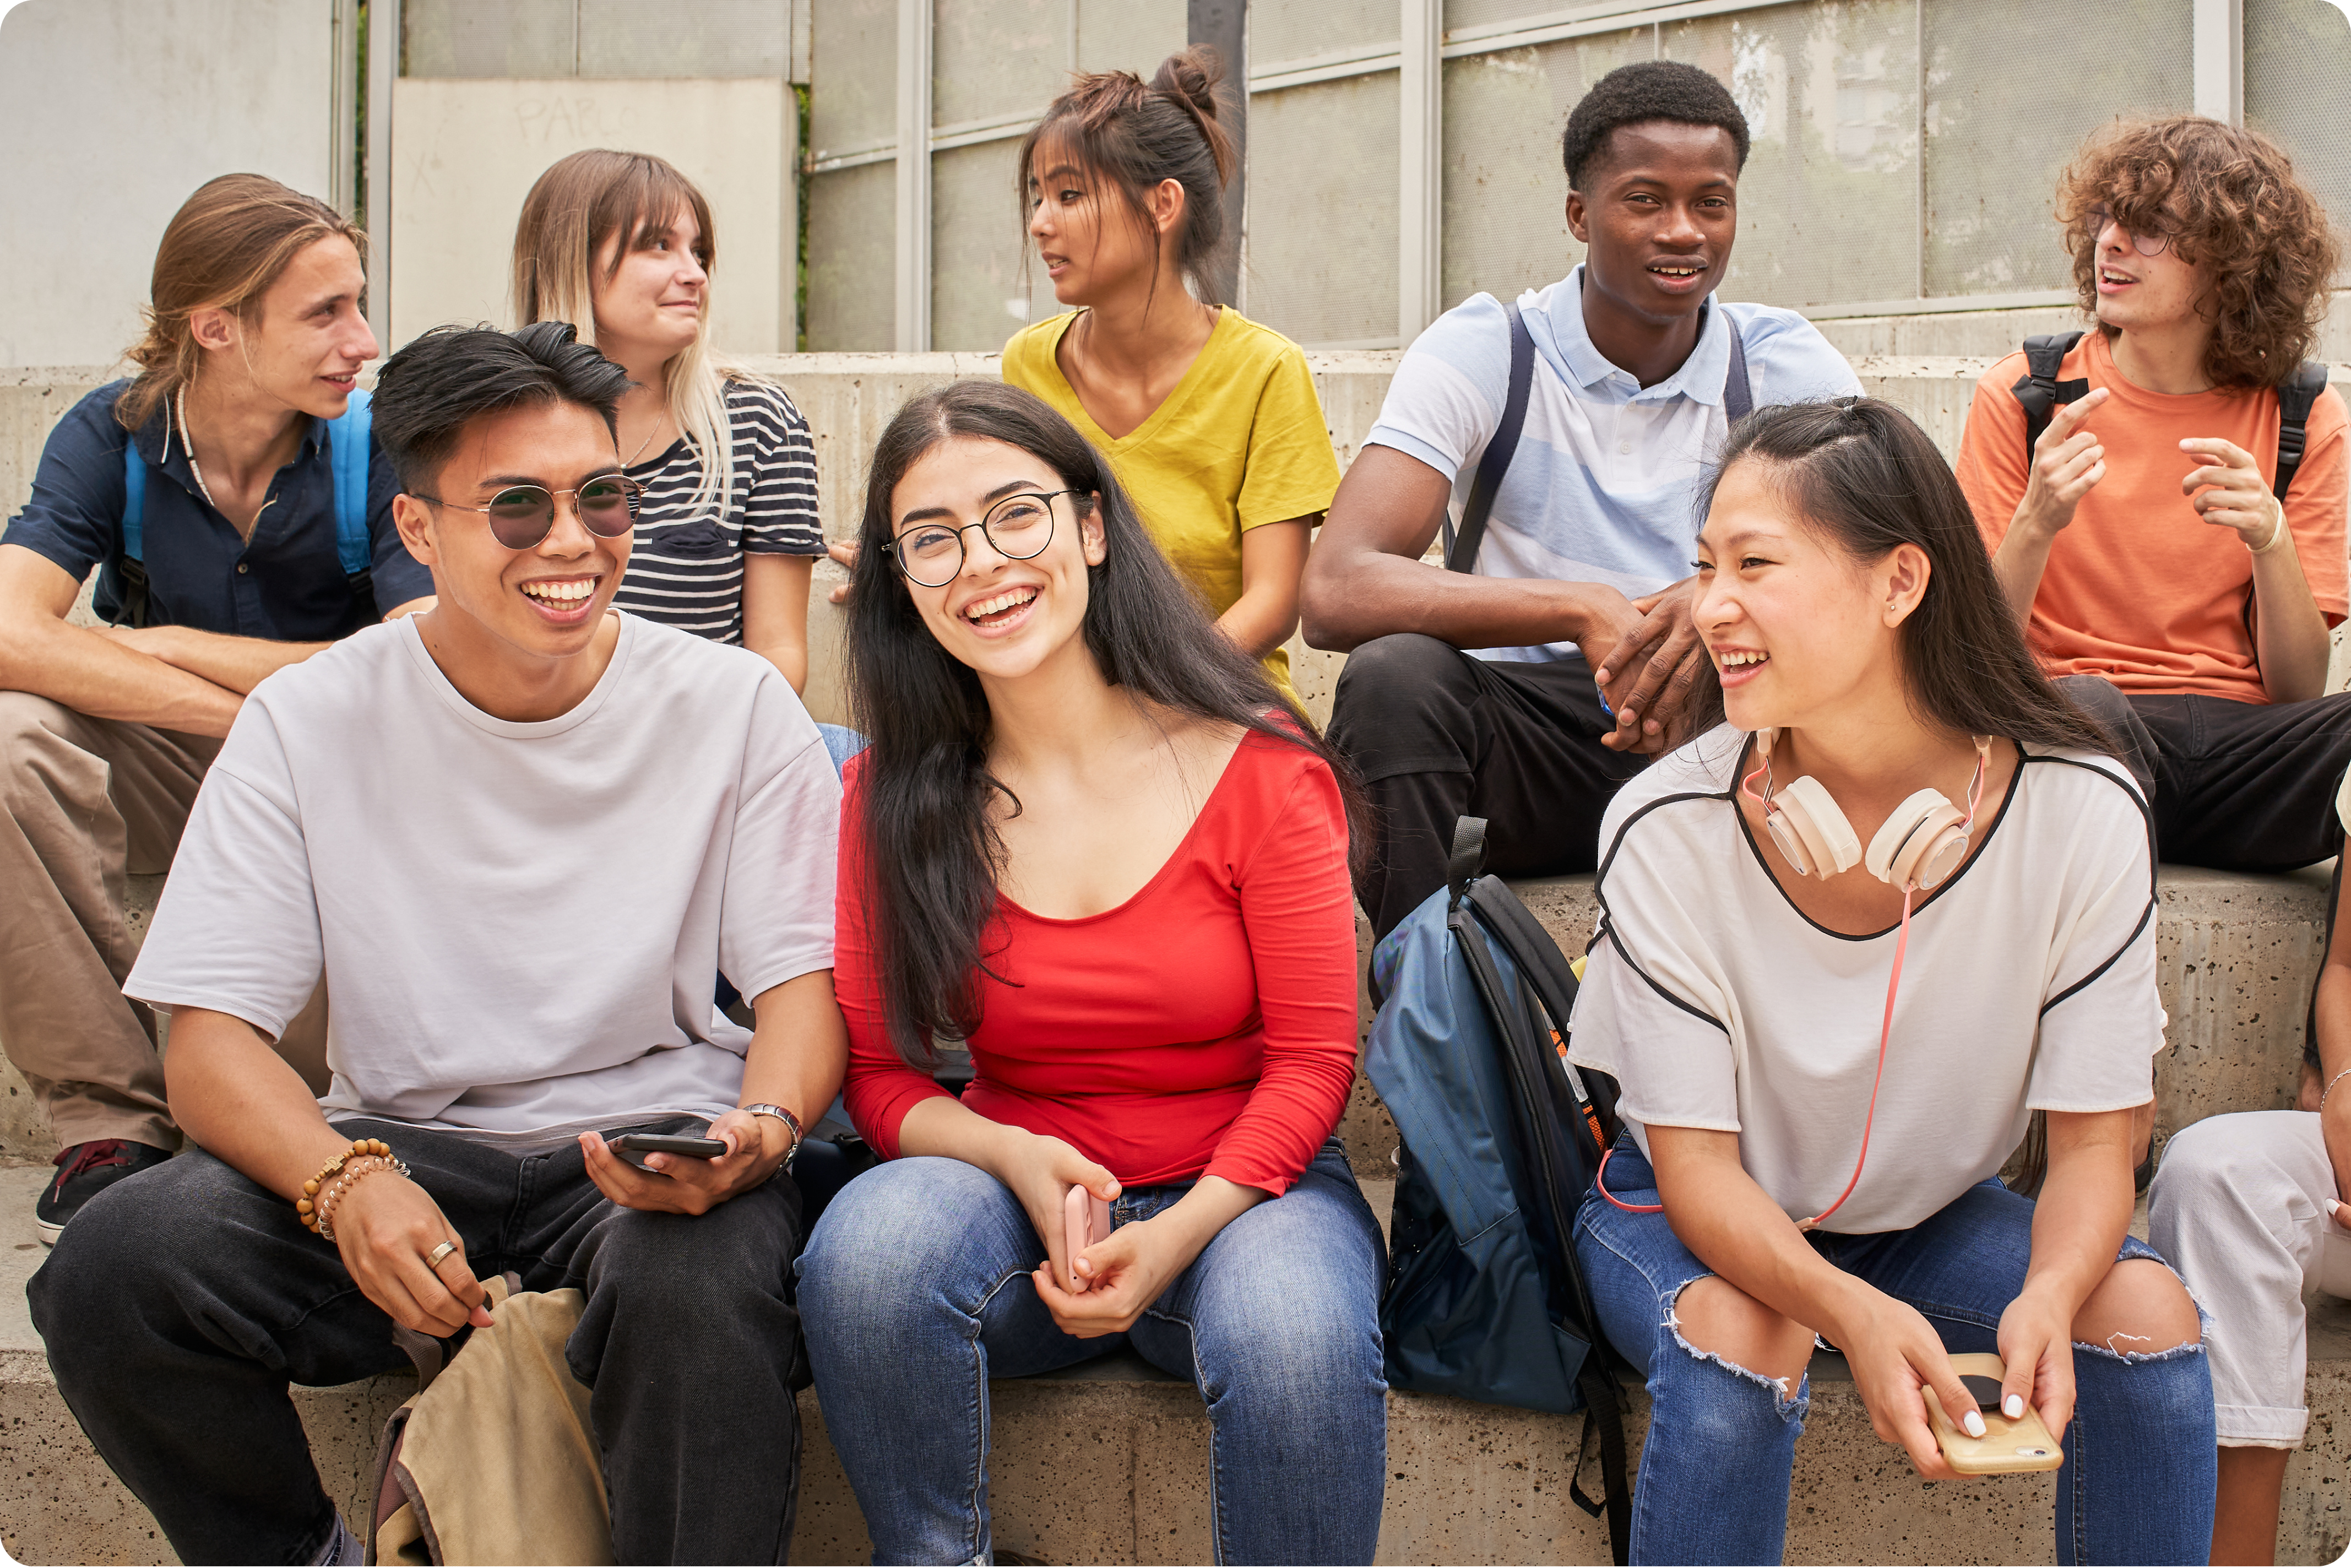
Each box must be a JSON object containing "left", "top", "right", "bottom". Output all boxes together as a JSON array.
[{"left": 1002, "top": 48, "right": 1340, "bottom": 702}]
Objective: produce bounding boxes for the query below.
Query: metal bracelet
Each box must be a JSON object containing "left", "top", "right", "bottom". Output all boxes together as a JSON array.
[
  {"left": 2322, "top": 1065, "right": 2351, "bottom": 1112},
  {"left": 742, "top": 1103, "right": 804, "bottom": 1164}
]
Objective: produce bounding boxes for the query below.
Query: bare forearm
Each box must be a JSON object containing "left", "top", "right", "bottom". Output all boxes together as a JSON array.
[
  {"left": 2024, "top": 1112, "right": 2136, "bottom": 1318},
  {"left": 135, "top": 627, "right": 330, "bottom": 696},
  {"left": 0, "top": 614, "right": 242, "bottom": 735},
  {"left": 1301, "top": 552, "right": 1613, "bottom": 654},
  {"left": 740, "top": 970, "right": 848, "bottom": 1131},
  {"left": 1216, "top": 588, "right": 1299, "bottom": 661},
  {"left": 1651, "top": 1135, "right": 1875, "bottom": 1342},
  {"left": 1991, "top": 522, "right": 2057, "bottom": 625},
  {"left": 2250, "top": 541, "right": 2332, "bottom": 704},
  {"left": 742, "top": 554, "right": 814, "bottom": 696},
  {"left": 162, "top": 1006, "right": 348, "bottom": 1200},
  {"left": 2312, "top": 964, "right": 2351, "bottom": 1198},
  {"left": 897, "top": 1090, "right": 1034, "bottom": 1176}
]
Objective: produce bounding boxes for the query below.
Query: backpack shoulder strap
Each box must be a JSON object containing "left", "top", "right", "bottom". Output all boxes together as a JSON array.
[
  {"left": 1443, "top": 301, "right": 1534, "bottom": 573},
  {"left": 1446, "top": 815, "right": 1489, "bottom": 904},
  {"left": 2272, "top": 361, "right": 2328, "bottom": 502},
  {"left": 328, "top": 390, "right": 373, "bottom": 576},
  {"left": 2010, "top": 331, "right": 2090, "bottom": 456},
  {"left": 121, "top": 436, "right": 146, "bottom": 563},
  {"left": 1721, "top": 305, "right": 1752, "bottom": 426}
]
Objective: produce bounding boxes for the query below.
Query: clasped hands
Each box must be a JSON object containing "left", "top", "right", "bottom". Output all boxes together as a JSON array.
[{"left": 1583, "top": 573, "right": 1715, "bottom": 755}]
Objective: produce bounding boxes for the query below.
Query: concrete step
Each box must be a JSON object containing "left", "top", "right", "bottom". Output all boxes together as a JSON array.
[
  {"left": 1339, "top": 865, "right": 2334, "bottom": 1182},
  {"left": 2, "top": 1166, "right": 2344, "bottom": 1566}
]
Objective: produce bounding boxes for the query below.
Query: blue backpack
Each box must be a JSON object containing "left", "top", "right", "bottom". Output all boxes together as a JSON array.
[
  {"left": 113, "top": 390, "right": 375, "bottom": 627},
  {"left": 1365, "top": 817, "right": 1633, "bottom": 1564}
]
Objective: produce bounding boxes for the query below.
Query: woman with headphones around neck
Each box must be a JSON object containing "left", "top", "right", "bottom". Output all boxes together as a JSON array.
[{"left": 1566, "top": 399, "right": 2214, "bottom": 1564}]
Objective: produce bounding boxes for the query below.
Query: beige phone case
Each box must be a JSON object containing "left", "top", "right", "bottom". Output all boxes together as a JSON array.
[{"left": 1923, "top": 1354, "right": 2065, "bottom": 1474}]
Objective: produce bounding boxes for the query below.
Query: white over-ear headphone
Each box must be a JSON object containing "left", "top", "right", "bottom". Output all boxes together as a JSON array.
[{"left": 1745, "top": 728, "right": 1991, "bottom": 892}]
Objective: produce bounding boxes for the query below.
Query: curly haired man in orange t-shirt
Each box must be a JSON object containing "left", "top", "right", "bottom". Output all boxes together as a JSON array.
[{"left": 1956, "top": 117, "right": 2350, "bottom": 1567}]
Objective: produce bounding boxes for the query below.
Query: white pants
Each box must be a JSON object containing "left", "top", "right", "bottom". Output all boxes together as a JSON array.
[{"left": 2148, "top": 1110, "right": 2339, "bottom": 1447}]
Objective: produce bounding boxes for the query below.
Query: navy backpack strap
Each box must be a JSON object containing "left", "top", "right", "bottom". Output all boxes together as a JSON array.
[
  {"left": 1446, "top": 816, "right": 1489, "bottom": 905},
  {"left": 328, "top": 390, "right": 373, "bottom": 577},
  {"left": 1443, "top": 301, "right": 1534, "bottom": 574},
  {"left": 2272, "top": 361, "right": 2328, "bottom": 502},
  {"left": 2011, "top": 331, "right": 2089, "bottom": 457},
  {"left": 1720, "top": 304, "right": 1752, "bottom": 426}
]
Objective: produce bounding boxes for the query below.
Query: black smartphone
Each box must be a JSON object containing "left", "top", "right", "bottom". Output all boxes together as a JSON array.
[{"left": 610, "top": 1133, "right": 728, "bottom": 1161}]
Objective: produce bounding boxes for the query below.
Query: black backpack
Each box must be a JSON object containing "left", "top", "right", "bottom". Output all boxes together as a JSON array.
[
  {"left": 2011, "top": 330, "right": 2329, "bottom": 501},
  {"left": 1365, "top": 817, "right": 1635, "bottom": 1563}
]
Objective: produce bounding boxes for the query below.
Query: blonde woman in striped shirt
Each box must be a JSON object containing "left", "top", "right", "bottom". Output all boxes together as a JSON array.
[{"left": 511, "top": 149, "right": 826, "bottom": 690}]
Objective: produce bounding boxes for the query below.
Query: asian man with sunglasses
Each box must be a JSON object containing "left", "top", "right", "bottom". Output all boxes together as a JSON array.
[{"left": 28, "top": 322, "right": 844, "bottom": 1567}]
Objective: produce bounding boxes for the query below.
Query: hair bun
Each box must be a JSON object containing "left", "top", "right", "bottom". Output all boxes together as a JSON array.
[{"left": 1152, "top": 46, "right": 1224, "bottom": 120}]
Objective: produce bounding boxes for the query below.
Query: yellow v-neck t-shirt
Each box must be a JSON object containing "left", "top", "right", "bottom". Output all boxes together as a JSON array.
[{"left": 1001, "top": 306, "right": 1340, "bottom": 696}]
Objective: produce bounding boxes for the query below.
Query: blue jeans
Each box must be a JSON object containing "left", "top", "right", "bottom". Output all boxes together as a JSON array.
[
  {"left": 1574, "top": 1141, "right": 2214, "bottom": 1566},
  {"left": 797, "top": 1142, "right": 1388, "bottom": 1565},
  {"left": 819, "top": 723, "right": 867, "bottom": 774}
]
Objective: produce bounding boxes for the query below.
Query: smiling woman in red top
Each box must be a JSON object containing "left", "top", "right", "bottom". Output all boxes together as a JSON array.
[{"left": 794, "top": 379, "right": 1388, "bottom": 1566}]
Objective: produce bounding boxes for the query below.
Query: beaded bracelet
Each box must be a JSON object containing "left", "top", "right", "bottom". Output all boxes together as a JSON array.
[
  {"left": 297, "top": 1138, "right": 410, "bottom": 1238},
  {"left": 312, "top": 1155, "right": 406, "bottom": 1243}
]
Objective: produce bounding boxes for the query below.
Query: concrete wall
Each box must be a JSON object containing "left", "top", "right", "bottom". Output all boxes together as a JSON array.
[
  {"left": 0, "top": 0, "right": 338, "bottom": 369},
  {"left": 388, "top": 77, "right": 796, "bottom": 353}
]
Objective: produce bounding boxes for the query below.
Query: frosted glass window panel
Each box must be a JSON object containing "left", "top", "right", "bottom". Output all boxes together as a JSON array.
[
  {"left": 1245, "top": 73, "right": 1401, "bottom": 345},
  {"left": 1076, "top": 0, "right": 1187, "bottom": 75},
  {"left": 1443, "top": 0, "right": 1567, "bottom": 41},
  {"left": 936, "top": 0, "right": 1072, "bottom": 125},
  {"left": 1440, "top": 31, "right": 1652, "bottom": 318},
  {"left": 1660, "top": 3, "right": 1919, "bottom": 312},
  {"left": 1255, "top": 0, "right": 1398, "bottom": 70},
  {"left": 812, "top": 0, "right": 899, "bottom": 152},
  {"left": 808, "top": 162, "right": 898, "bottom": 349},
  {"left": 933, "top": 139, "right": 1065, "bottom": 350},
  {"left": 1923, "top": 0, "right": 2192, "bottom": 298},
  {"left": 2247, "top": 0, "right": 2351, "bottom": 266},
  {"left": 405, "top": 0, "right": 575, "bottom": 77},
  {"left": 575, "top": 0, "right": 790, "bottom": 77}
]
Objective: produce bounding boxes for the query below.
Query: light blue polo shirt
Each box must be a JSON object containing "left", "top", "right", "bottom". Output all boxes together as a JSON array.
[{"left": 1364, "top": 265, "right": 1861, "bottom": 662}]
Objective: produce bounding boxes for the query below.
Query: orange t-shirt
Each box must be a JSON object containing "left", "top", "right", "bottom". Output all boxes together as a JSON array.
[{"left": 1953, "top": 330, "right": 2348, "bottom": 703}]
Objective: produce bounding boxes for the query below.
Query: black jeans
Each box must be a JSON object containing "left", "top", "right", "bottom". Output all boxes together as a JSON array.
[
  {"left": 28, "top": 1115, "right": 805, "bottom": 1567},
  {"left": 2055, "top": 675, "right": 2351, "bottom": 868},
  {"left": 1325, "top": 633, "right": 1649, "bottom": 938}
]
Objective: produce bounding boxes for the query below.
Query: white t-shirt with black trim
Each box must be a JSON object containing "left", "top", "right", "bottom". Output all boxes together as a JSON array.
[
  {"left": 1566, "top": 725, "right": 2162, "bottom": 1234},
  {"left": 616, "top": 376, "right": 822, "bottom": 644}
]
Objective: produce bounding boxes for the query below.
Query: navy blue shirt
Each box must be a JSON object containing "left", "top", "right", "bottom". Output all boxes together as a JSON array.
[{"left": 1, "top": 379, "right": 432, "bottom": 639}]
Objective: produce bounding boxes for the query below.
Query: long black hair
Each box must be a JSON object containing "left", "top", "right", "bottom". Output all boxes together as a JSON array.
[
  {"left": 845, "top": 379, "right": 1362, "bottom": 1067},
  {"left": 1704, "top": 397, "right": 2113, "bottom": 755}
]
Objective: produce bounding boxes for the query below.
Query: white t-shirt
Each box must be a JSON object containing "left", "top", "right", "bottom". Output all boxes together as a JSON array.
[
  {"left": 1567, "top": 726, "right": 2162, "bottom": 1234},
  {"left": 127, "top": 612, "right": 840, "bottom": 1146},
  {"left": 1363, "top": 267, "right": 1861, "bottom": 664}
]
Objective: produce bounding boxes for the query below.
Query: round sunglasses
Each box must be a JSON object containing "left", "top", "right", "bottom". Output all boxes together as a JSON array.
[
  {"left": 2082, "top": 203, "right": 2172, "bottom": 258},
  {"left": 414, "top": 474, "right": 643, "bottom": 550}
]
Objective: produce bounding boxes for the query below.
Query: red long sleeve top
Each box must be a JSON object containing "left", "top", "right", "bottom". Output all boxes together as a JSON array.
[{"left": 836, "top": 732, "right": 1360, "bottom": 1195}]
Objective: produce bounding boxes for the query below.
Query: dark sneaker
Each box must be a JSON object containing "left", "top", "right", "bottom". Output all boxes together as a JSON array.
[{"left": 35, "top": 1139, "right": 172, "bottom": 1245}]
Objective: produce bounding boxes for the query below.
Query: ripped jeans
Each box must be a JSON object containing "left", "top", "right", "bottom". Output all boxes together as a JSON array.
[{"left": 1574, "top": 1141, "right": 2214, "bottom": 1566}]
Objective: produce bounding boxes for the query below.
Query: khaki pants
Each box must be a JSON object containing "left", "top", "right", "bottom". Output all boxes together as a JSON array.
[{"left": 0, "top": 691, "right": 325, "bottom": 1151}]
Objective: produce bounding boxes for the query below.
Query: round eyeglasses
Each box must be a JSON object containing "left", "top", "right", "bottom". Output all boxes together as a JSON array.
[
  {"left": 887, "top": 489, "right": 1085, "bottom": 588},
  {"left": 412, "top": 474, "right": 643, "bottom": 551},
  {"left": 2083, "top": 203, "right": 2171, "bottom": 258}
]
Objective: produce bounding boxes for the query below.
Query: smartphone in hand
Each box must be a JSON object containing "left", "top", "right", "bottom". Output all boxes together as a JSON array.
[
  {"left": 1062, "top": 1185, "right": 1113, "bottom": 1293},
  {"left": 610, "top": 1132, "right": 729, "bottom": 1170},
  {"left": 1925, "top": 1354, "right": 2064, "bottom": 1474}
]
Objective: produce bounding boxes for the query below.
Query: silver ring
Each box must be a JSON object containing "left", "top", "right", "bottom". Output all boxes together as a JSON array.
[{"left": 425, "top": 1240, "right": 458, "bottom": 1270}]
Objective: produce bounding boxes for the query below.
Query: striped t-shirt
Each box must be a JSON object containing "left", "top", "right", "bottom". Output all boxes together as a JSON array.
[{"left": 615, "top": 376, "right": 822, "bottom": 642}]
